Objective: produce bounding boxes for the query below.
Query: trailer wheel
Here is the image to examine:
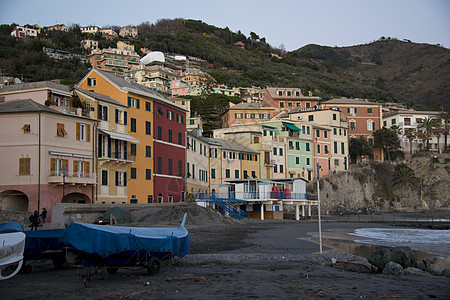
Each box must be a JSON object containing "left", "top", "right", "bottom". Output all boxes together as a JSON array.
[
  {"left": 147, "top": 257, "right": 161, "bottom": 275},
  {"left": 106, "top": 267, "right": 118, "bottom": 274},
  {"left": 22, "top": 264, "right": 32, "bottom": 274}
]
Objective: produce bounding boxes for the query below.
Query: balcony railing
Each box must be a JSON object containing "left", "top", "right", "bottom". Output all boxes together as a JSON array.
[
  {"left": 98, "top": 152, "right": 135, "bottom": 163},
  {"left": 47, "top": 171, "right": 96, "bottom": 185},
  {"left": 195, "top": 191, "right": 310, "bottom": 202}
]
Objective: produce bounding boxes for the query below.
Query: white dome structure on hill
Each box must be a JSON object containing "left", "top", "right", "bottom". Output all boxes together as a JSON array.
[{"left": 140, "top": 51, "right": 165, "bottom": 65}]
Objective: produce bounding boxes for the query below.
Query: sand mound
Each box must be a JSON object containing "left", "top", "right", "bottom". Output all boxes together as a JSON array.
[{"left": 129, "top": 203, "right": 242, "bottom": 227}]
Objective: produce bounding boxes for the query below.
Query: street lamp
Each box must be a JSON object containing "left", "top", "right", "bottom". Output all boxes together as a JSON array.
[{"left": 61, "top": 165, "right": 67, "bottom": 203}]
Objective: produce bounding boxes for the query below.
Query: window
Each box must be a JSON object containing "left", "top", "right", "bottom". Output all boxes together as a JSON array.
[
  {"left": 317, "top": 144, "right": 321, "bottom": 154},
  {"left": 157, "top": 126, "right": 162, "bottom": 140},
  {"left": 316, "top": 130, "right": 320, "bottom": 138},
  {"left": 367, "top": 121, "right": 376, "bottom": 131},
  {"left": 325, "top": 145, "right": 329, "bottom": 154},
  {"left": 168, "top": 129, "right": 173, "bottom": 143},
  {"left": 147, "top": 195, "right": 153, "bottom": 203},
  {"left": 115, "top": 171, "right": 126, "bottom": 186},
  {"left": 145, "top": 101, "right": 151, "bottom": 112},
  {"left": 347, "top": 108, "right": 357, "bottom": 114},
  {"left": 22, "top": 124, "right": 30, "bottom": 133},
  {"left": 368, "top": 138, "right": 374, "bottom": 147},
  {"left": 404, "top": 118, "right": 411, "bottom": 126},
  {"left": 279, "top": 148, "right": 283, "bottom": 156},
  {"left": 309, "top": 115, "right": 314, "bottom": 121},
  {"left": 76, "top": 123, "right": 90, "bottom": 142},
  {"left": 167, "top": 110, "right": 173, "bottom": 120},
  {"left": 307, "top": 127, "right": 310, "bottom": 135},
  {"left": 296, "top": 157, "right": 299, "bottom": 164},
  {"left": 334, "top": 141, "right": 338, "bottom": 154},
  {"left": 367, "top": 108, "right": 373, "bottom": 114},
  {"left": 87, "top": 78, "right": 96, "bottom": 86},
  {"left": 98, "top": 104, "right": 108, "bottom": 121},
  {"left": 278, "top": 91, "right": 283, "bottom": 96},
  {"left": 306, "top": 103, "right": 310, "bottom": 108},
  {"left": 19, "top": 157, "right": 30, "bottom": 175},
  {"left": 350, "top": 121, "right": 356, "bottom": 130},
  {"left": 146, "top": 145, "right": 151, "bottom": 157},
  {"left": 392, "top": 119, "right": 396, "bottom": 125},
  {"left": 127, "top": 97, "right": 140, "bottom": 109},
  {"left": 341, "top": 142, "right": 345, "bottom": 154},
  {"left": 273, "top": 147, "right": 277, "bottom": 155},
  {"left": 289, "top": 141, "right": 294, "bottom": 150},
  {"left": 334, "top": 159, "right": 339, "bottom": 166},
  {"left": 339, "top": 129, "right": 342, "bottom": 136},
  {"left": 101, "top": 170, "right": 108, "bottom": 185},
  {"left": 333, "top": 114, "right": 337, "bottom": 120},
  {"left": 130, "top": 168, "right": 136, "bottom": 179},
  {"left": 324, "top": 131, "right": 328, "bottom": 139},
  {"left": 130, "top": 118, "right": 136, "bottom": 132},
  {"left": 178, "top": 160, "right": 182, "bottom": 177},
  {"left": 252, "top": 171, "right": 256, "bottom": 178},
  {"left": 296, "top": 142, "right": 300, "bottom": 150},
  {"left": 168, "top": 159, "right": 173, "bottom": 176},
  {"left": 306, "top": 143, "right": 310, "bottom": 151},
  {"left": 306, "top": 158, "right": 310, "bottom": 165},
  {"left": 274, "top": 164, "right": 278, "bottom": 173},
  {"left": 235, "top": 170, "right": 239, "bottom": 179},
  {"left": 57, "top": 123, "right": 67, "bottom": 137},
  {"left": 157, "top": 107, "right": 163, "bottom": 116},
  {"left": 115, "top": 109, "right": 126, "bottom": 124},
  {"left": 130, "top": 143, "right": 136, "bottom": 156},
  {"left": 225, "top": 169, "right": 230, "bottom": 178},
  {"left": 280, "top": 102, "right": 284, "bottom": 108},
  {"left": 253, "top": 136, "right": 260, "bottom": 143},
  {"left": 178, "top": 132, "right": 182, "bottom": 145},
  {"left": 288, "top": 102, "right": 292, "bottom": 107},
  {"left": 145, "top": 121, "right": 151, "bottom": 135},
  {"left": 146, "top": 169, "right": 152, "bottom": 180},
  {"left": 279, "top": 165, "right": 284, "bottom": 173},
  {"left": 157, "top": 157, "right": 162, "bottom": 174},
  {"left": 287, "top": 91, "right": 291, "bottom": 96}
]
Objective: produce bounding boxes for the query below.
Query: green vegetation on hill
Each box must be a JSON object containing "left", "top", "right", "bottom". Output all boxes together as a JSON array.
[{"left": 0, "top": 20, "right": 448, "bottom": 110}]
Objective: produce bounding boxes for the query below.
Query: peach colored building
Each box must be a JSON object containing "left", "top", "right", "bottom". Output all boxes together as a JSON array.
[
  {"left": 263, "top": 87, "right": 320, "bottom": 112},
  {"left": 0, "top": 99, "right": 97, "bottom": 221},
  {"left": 221, "top": 102, "right": 276, "bottom": 128},
  {"left": 322, "top": 98, "right": 383, "bottom": 163}
]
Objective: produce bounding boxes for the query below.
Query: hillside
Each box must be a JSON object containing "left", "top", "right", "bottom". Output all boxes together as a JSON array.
[{"left": 0, "top": 20, "right": 449, "bottom": 110}]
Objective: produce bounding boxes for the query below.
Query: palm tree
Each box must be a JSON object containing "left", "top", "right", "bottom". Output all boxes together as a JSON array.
[
  {"left": 433, "top": 122, "right": 445, "bottom": 153},
  {"left": 417, "top": 117, "right": 436, "bottom": 150},
  {"left": 440, "top": 112, "right": 450, "bottom": 152},
  {"left": 405, "top": 128, "right": 416, "bottom": 154},
  {"left": 393, "top": 163, "right": 416, "bottom": 185}
]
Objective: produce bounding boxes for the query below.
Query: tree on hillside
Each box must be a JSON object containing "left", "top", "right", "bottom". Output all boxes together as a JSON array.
[
  {"left": 417, "top": 117, "right": 437, "bottom": 150},
  {"left": 404, "top": 128, "right": 417, "bottom": 154},
  {"left": 349, "top": 137, "right": 373, "bottom": 163},
  {"left": 374, "top": 128, "right": 401, "bottom": 161},
  {"left": 440, "top": 111, "right": 450, "bottom": 152},
  {"left": 432, "top": 122, "right": 445, "bottom": 153},
  {"left": 393, "top": 163, "right": 416, "bottom": 186}
]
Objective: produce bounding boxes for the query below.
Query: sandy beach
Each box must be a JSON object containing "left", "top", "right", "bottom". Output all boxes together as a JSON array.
[{"left": 1, "top": 206, "right": 449, "bottom": 299}]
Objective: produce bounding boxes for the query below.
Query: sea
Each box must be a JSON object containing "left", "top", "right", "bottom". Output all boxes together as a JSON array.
[{"left": 349, "top": 228, "right": 450, "bottom": 256}]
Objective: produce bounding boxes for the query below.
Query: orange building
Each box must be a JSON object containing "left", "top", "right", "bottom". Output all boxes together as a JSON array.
[
  {"left": 322, "top": 98, "right": 383, "bottom": 162},
  {"left": 78, "top": 68, "right": 187, "bottom": 203}
]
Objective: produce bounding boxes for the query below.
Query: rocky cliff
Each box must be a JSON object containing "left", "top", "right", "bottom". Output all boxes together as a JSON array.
[{"left": 311, "top": 153, "right": 450, "bottom": 214}]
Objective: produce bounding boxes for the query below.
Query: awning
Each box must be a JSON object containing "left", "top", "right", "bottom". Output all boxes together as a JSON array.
[
  {"left": 100, "top": 129, "right": 140, "bottom": 143},
  {"left": 51, "top": 90, "right": 72, "bottom": 97},
  {"left": 282, "top": 122, "right": 300, "bottom": 131}
]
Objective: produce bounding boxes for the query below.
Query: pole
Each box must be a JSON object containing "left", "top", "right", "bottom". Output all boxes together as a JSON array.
[
  {"left": 62, "top": 174, "right": 65, "bottom": 203},
  {"left": 316, "top": 138, "right": 323, "bottom": 253}
]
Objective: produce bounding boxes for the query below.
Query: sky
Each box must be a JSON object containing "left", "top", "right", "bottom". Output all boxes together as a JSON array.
[{"left": 1, "top": 0, "right": 449, "bottom": 51}]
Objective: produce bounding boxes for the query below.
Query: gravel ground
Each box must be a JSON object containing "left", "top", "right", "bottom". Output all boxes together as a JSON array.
[{"left": 1, "top": 205, "right": 449, "bottom": 299}]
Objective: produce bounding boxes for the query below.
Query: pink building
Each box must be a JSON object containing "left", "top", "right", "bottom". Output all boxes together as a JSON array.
[
  {"left": 171, "top": 80, "right": 189, "bottom": 96},
  {"left": 0, "top": 99, "right": 97, "bottom": 221}
]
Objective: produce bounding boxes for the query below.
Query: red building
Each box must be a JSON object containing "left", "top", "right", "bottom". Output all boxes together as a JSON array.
[{"left": 153, "top": 100, "right": 187, "bottom": 203}]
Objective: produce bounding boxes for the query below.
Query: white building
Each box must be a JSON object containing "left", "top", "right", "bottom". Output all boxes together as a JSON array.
[{"left": 383, "top": 109, "right": 447, "bottom": 153}]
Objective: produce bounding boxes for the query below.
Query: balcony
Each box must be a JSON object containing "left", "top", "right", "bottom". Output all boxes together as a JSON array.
[
  {"left": 98, "top": 152, "right": 135, "bottom": 165},
  {"left": 48, "top": 172, "right": 96, "bottom": 185}
]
